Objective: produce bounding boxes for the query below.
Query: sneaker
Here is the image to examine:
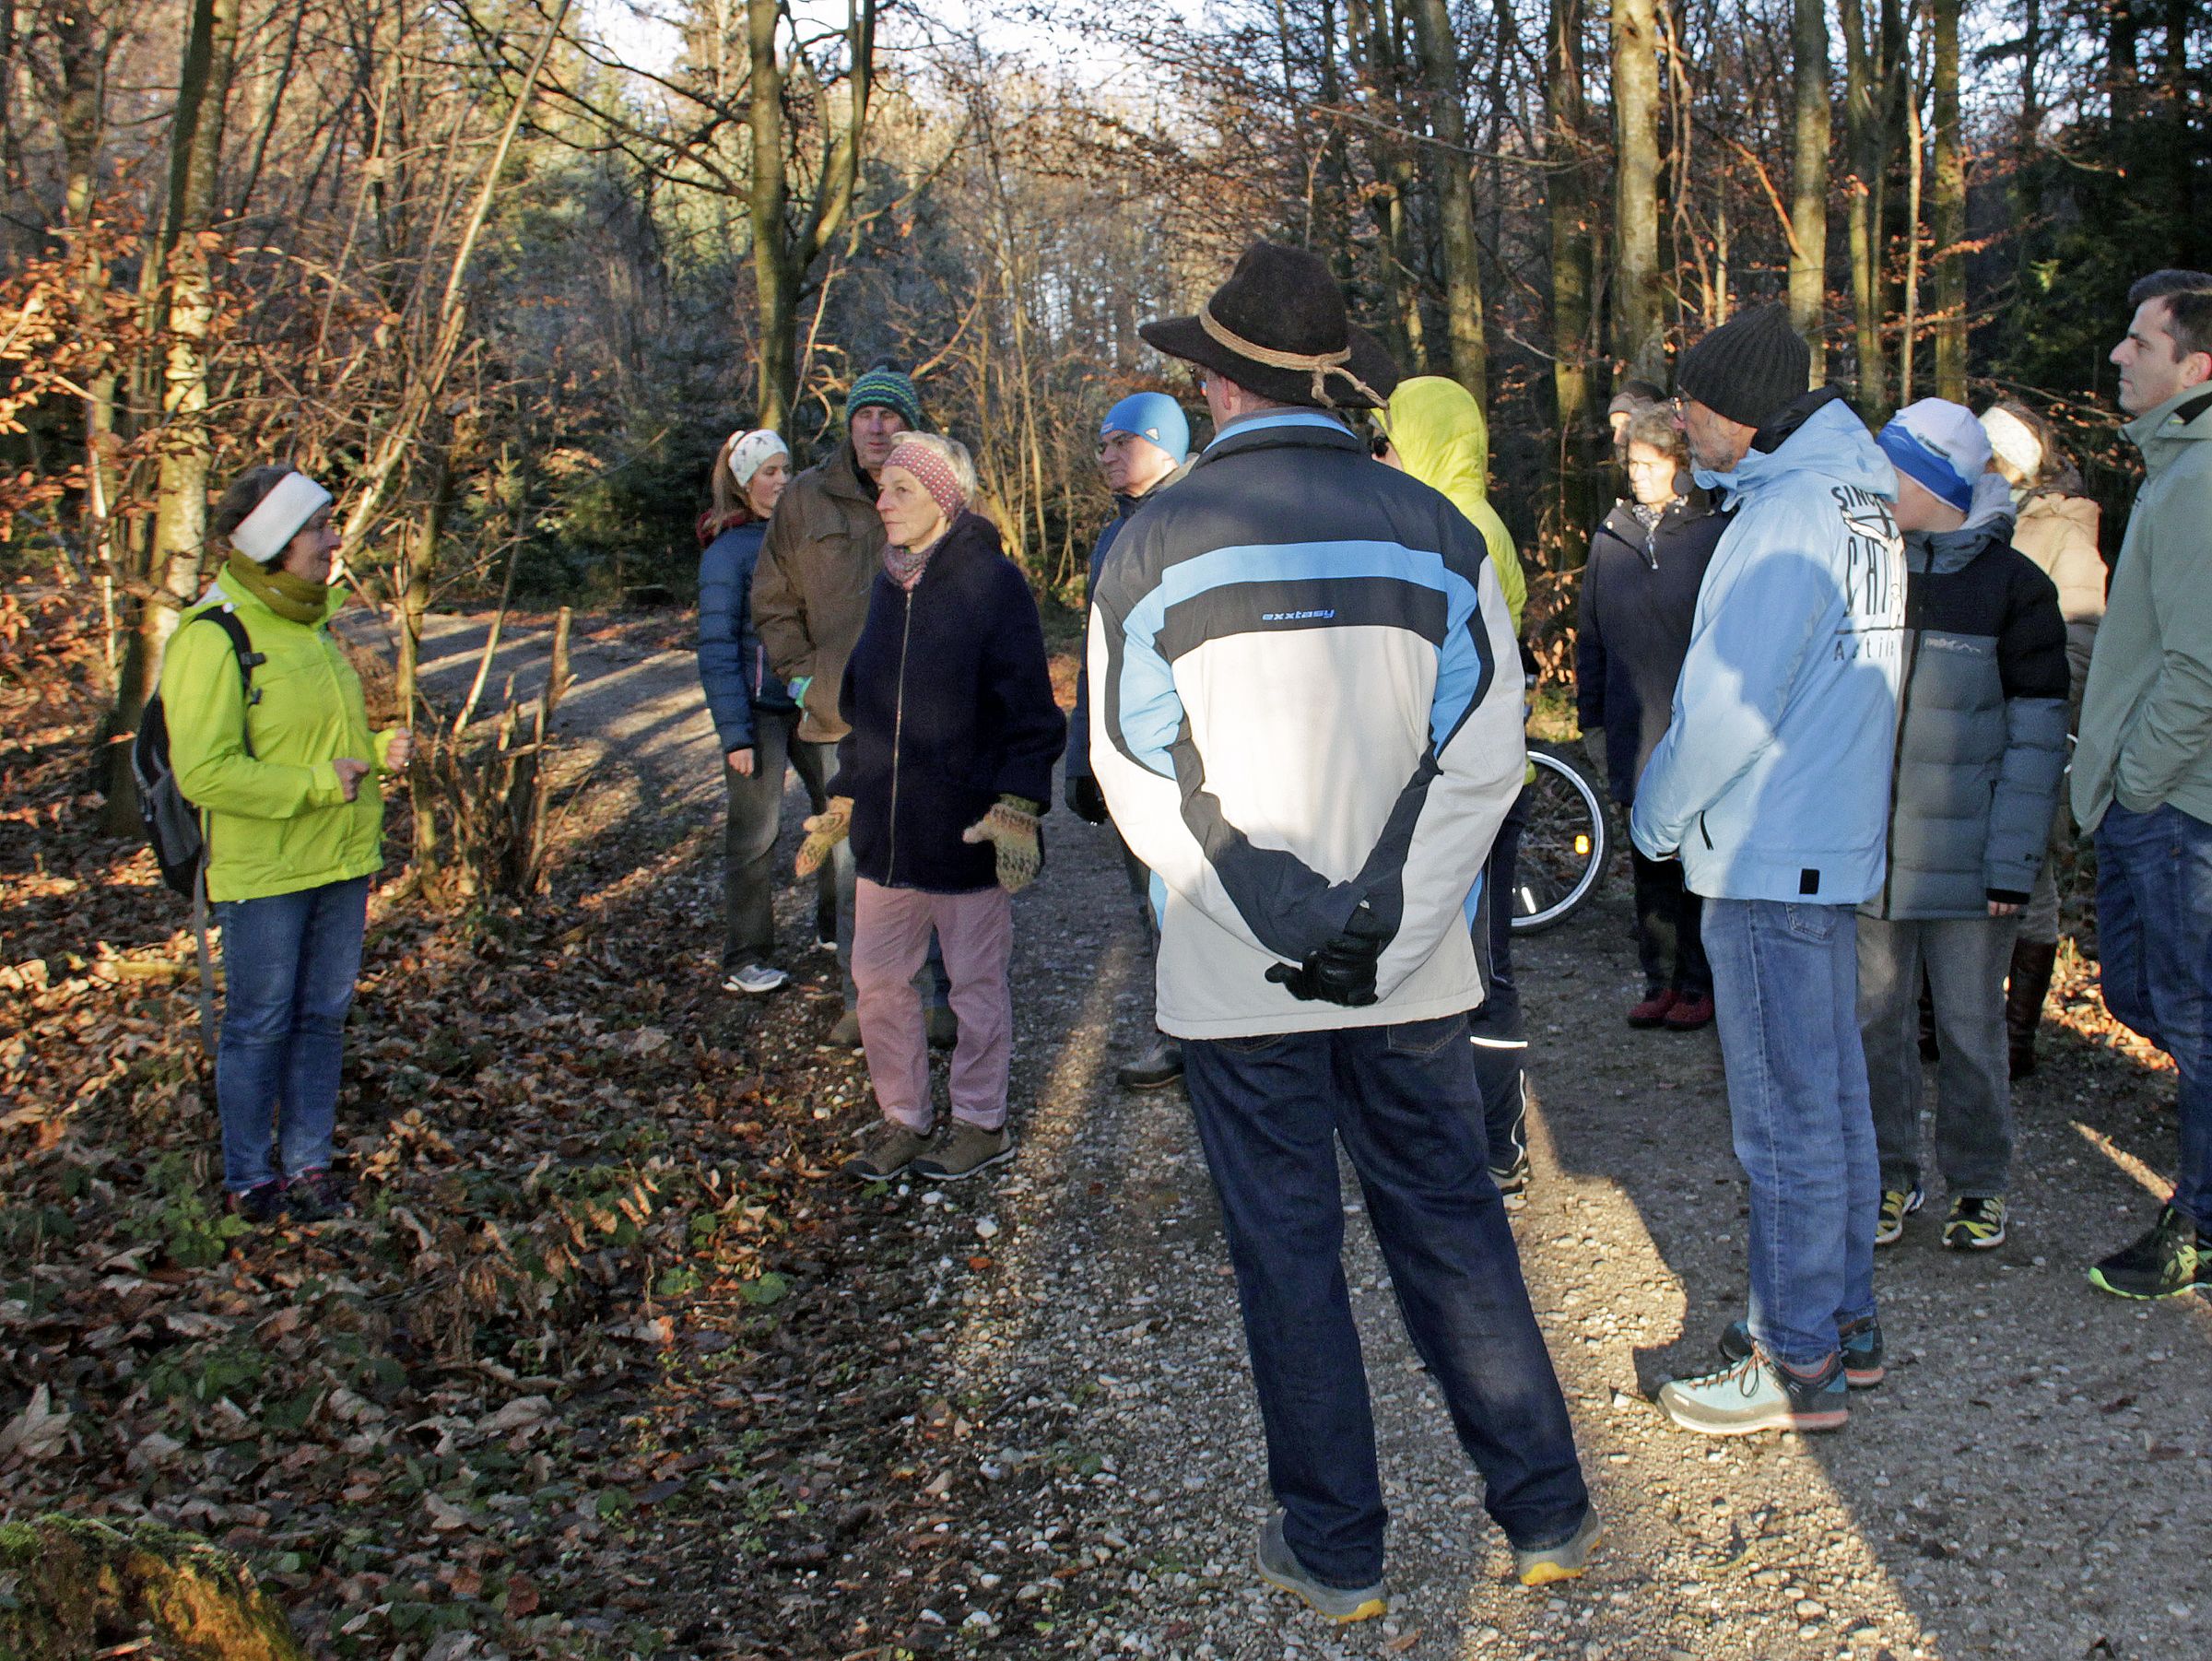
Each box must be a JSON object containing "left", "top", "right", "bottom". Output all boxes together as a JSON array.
[
  {"left": 1116, "top": 1037, "right": 1184, "bottom": 1090},
  {"left": 1657, "top": 1349, "right": 1849, "bottom": 1436},
  {"left": 721, "top": 962, "right": 789, "bottom": 996},
  {"left": 1626, "top": 988, "right": 1677, "bottom": 1029},
  {"left": 1662, "top": 992, "right": 1715, "bottom": 1031},
  {"left": 2087, "top": 1206, "right": 2205, "bottom": 1301},
  {"left": 826, "top": 1007, "right": 863, "bottom": 1050},
  {"left": 1942, "top": 1195, "right": 2007, "bottom": 1251},
  {"left": 1875, "top": 1183, "right": 1924, "bottom": 1246},
  {"left": 1253, "top": 1514, "right": 1387, "bottom": 1623},
  {"left": 1512, "top": 1508, "right": 1602, "bottom": 1586},
  {"left": 1490, "top": 1154, "right": 1531, "bottom": 1212},
  {"left": 284, "top": 1167, "right": 353, "bottom": 1224},
  {"left": 924, "top": 1005, "right": 959, "bottom": 1050},
  {"left": 911, "top": 1122, "right": 1015, "bottom": 1182},
  {"left": 846, "top": 1121, "right": 930, "bottom": 1182},
  {"left": 226, "top": 1181, "right": 287, "bottom": 1228},
  {"left": 1719, "top": 1315, "right": 1885, "bottom": 1388}
]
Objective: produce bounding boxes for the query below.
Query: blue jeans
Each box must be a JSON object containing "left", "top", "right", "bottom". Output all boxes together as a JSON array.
[
  {"left": 1183, "top": 1016, "right": 1589, "bottom": 1587},
  {"left": 2092, "top": 802, "right": 2212, "bottom": 1228},
  {"left": 1700, "top": 898, "right": 1878, "bottom": 1369},
  {"left": 1468, "top": 784, "right": 1530, "bottom": 1171},
  {"left": 214, "top": 876, "right": 371, "bottom": 1194}
]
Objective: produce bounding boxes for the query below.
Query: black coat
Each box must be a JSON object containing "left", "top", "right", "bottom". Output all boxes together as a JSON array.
[
  {"left": 1574, "top": 491, "right": 1731, "bottom": 807},
  {"left": 830, "top": 512, "right": 1065, "bottom": 892}
]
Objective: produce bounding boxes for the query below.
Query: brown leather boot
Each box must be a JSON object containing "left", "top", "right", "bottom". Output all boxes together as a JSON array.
[{"left": 2006, "top": 937, "right": 2060, "bottom": 1079}]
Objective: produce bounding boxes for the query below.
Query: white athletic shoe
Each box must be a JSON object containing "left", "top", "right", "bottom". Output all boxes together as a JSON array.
[{"left": 722, "top": 963, "right": 790, "bottom": 995}]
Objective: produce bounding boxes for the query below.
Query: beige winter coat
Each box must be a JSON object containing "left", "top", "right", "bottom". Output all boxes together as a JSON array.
[{"left": 2009, "top": 489, "right": 2105, "bottom": 700}]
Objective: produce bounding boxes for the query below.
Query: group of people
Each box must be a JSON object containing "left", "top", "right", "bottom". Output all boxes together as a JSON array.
[{"left": 152, "top": 241, "right": 2212, "bottom": 1629}]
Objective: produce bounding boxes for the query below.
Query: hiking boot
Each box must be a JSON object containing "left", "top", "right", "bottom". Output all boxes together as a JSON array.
[
  {"left": 226, "top": 1181, "right": 287, "bottom": 1228},
  {"left": 722, "top": 962, "right": 789, "bottom": 996},
  {"left": 846, "top": 1121, "right": 930, "bottom": 1182},
  {"left": 1626, "top": 988, "right": 1677, "bottom": 1029},
  {"left": 1663, "top": 992, "right": 1715, "bottom": 1031},
  {"left": 1116, "top": 1037, "right": 1184, "bottom": 1090},
  {"left": 1253, "top": 1514, "right": 1387, "bottom": 1623},
  {"left": 1512, "top": 1508, "right": 1602, "bottom": 1586},
  {"left": 285, "top": 1168, "right": 353, "bottom": 1224},
  {"left": 1490, "top": 1154, "right": 1532, "bottom": 1212},
  {"left": 826, "top": 1007, "right": 863, "bottom": 1050},
  {"left": 925, "top": 1004, "right": 959, "bottom": 1050},
  {"left": 1942, "top": 1194, "right": 2007, "bottom": 1251},
  {"left": 1719, "top": 1314, "right": 1885, "bottom": 1388},
  {"left": 1658, "top": 1349, "right": 1848, "bottom": 1436},
  {"left": 1875, "top": 1183, "right": 1924, "bottom": 1246},
  {"left": 912, "top": 1122, "right": 1015, "bottom": 1182},
  {"left": 2088, "top": 1206, "right": 2205, "bottom": 1301}
]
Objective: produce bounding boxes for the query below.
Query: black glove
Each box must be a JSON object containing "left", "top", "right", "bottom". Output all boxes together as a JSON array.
[
  {"left": 1065, "top": 773, "right": 1110, "bottom": 825},
  {"left": 1265, "top": 935, "right": 1383, "bottom": 1007}
]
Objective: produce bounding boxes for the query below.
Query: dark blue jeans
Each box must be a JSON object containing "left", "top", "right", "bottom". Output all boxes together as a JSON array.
[
  {"left": 1468, "top": 784, "right": 1529, "bottom": 1171},
  {"left": 2093, "top": 802, "right": 2212, "bottom": 1228},
  {"left": 1700, "top": 898, "right": 1878, "bottom": 1369},
  {"left": 1183, "top": 1016, "right": 1589, "bottom": 1586},
  {"left": 214, "top": 876, "right": 371, "bottom": 1194}
]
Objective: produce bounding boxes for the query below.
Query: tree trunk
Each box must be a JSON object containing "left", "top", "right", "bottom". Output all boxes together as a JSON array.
[
  {"left": 1930, "top": 0, "right": 1967, "bottom": 400},
  {"left": 1789, "top": 0, "right": 1830, "bottom": 376},
  {"left": 1408, "top": 0, "right": 1486, "bottom": 401},
  {"left": 1610, "top": 0, "right": 1664, "bottom": 381},
  {"left": 0, "top": 1514, "right": 307, "bottom": 1661},
  {"left": 2109, "top": 0, "right": 2142, "bottom": 123},
  {"left": 1545, "top": 0, "right": 1594, "bottom": 520},
  {"left": 1841, "top": 0, "right": 1890, "bottom": 414}
]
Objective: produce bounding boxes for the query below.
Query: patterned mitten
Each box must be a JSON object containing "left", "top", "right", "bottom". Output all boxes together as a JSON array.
[
  {"left": 795, "top": 796, "right": 853, "bottom": 878},
  {"left": 960, "top": 796, "right": 1043, "bottom": 893}
]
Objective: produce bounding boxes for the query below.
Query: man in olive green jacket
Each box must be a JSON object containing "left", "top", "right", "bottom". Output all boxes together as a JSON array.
[{"left": 2071, "top": 269, "right": 2212, "bottom": 1301}]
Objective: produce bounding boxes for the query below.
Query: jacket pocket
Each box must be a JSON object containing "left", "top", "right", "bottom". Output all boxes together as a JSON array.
[
  {"left": 1384, "top": 1013, "right": 1468, "bottom": 1057},
  {"left": 1783, "top": 903, "right": 1840, "bottom": 943}
]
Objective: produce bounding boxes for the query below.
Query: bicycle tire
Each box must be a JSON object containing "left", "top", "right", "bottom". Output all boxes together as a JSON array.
[{"left": 1510, "top": 744, "right": 1608, "bottom": 935}]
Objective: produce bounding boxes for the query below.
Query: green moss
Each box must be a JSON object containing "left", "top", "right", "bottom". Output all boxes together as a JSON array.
[{"left": 0, "top": 1514, "right": 306, "bottom": 1660}]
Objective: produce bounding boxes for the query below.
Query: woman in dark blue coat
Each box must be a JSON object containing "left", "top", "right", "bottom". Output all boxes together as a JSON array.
[
  {"left": 698, "top": 428, "right": 833, "bottom": 994},
  {"left": 1575, "top": 406, "right": 1730, "bottom": 1031}
]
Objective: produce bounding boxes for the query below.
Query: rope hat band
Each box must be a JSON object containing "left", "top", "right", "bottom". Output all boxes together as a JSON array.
[
  {"left": 882, "top": 440, "right": 967, "bottom": 527},
  {"left": 1197, "top": 300, "right": 1388, "bottom": 410},
  {"left": 230, "top": 472, "right": 335, "bottom": 564}
]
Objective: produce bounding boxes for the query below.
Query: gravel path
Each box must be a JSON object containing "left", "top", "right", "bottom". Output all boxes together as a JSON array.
[{"left": 400, "top": 607, "right": 2212, "bottom": 1660}]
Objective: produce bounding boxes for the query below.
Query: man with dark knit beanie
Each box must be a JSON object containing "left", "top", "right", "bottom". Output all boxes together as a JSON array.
[{"left": 1630, "top": 303, "right": 1907, "bottom": 1435}]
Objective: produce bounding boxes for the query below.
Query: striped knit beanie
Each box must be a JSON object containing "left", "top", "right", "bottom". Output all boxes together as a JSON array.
[{"left": 847, "top": 365, "right": 924, "bottom": 430}]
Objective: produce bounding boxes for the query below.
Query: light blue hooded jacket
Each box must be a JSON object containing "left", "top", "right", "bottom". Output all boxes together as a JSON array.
[{"left": 1630, "top": 391, "right": 1907, "bottom": 904}]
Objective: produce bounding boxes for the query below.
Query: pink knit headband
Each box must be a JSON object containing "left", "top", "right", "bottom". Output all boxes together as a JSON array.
[{"left": 883, "top": 440, "right": 967, "bottom": 524}]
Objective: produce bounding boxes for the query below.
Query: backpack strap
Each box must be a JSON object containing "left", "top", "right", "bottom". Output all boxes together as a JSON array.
[{"left": 198, "top": 605, "right": 265, "bottom": 751}]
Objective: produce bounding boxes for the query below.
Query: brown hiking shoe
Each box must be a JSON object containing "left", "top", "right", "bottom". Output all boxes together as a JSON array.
[
  {"left": 911, "top": 1122, "right": 1014, "bottom": 1182},
  {"left": 846, "top": 1121, "right": 930, "bottom": 1182}
]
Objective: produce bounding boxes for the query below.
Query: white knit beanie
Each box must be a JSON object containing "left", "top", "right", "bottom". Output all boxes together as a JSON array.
[{"left": 726, "top": 429, "right": 790, "bottom": 489}]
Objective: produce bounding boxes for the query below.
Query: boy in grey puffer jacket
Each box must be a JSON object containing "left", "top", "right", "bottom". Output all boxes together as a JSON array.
[{"left": 1860, "top": 402, "right": 2069, "bottom": 1254}]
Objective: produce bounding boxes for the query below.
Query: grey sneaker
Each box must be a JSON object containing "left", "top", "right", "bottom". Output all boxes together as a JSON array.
[
  {"left": 1116, "top": 1037, "right": 1184, "bottom": 1090},
  {"left": 911, "top": 1122, "right": 1014, "bottom": 1182},
  {"left": 1512, "top": 1507, "right": 1602, "bottom": 1586},
  {"left": 1253, "top": 1514, "right": 1386, "bottom": 1623},
  {"left": 1658, "top": 1349, "right": 1848, "bottom": 1436},
  {"left": 722, "top": 962, "right": 789, "bottom": 995},
  {"left": 846, "top": 1122, "right": 929, "bottom": 1182},
  {"left": 826, "top": 1007, "right": 863, "bottom": 1050}
]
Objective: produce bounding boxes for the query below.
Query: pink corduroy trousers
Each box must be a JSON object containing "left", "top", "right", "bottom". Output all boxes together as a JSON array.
[{"left": 853, "top": 878, "right": 1014, "bottom": 1131}]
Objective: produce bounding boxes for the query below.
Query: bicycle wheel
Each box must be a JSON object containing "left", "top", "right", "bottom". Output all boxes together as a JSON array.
[{"left": 1511, "top": 744, "right": 1607, "bottom": 934}]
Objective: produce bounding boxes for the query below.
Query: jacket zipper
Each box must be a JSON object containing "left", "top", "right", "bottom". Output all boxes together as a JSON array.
[
  {"left": 887, "top": 587, "right": 914, "bottom": 883},
  {"left": 1880, "top": 606, "right": 1925, "bottom": 916}
]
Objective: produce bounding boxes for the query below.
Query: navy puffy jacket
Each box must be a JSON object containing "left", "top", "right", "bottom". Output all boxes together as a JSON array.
[
  {"left": 830, "top": 512, "right": 1065, "bottom": 891},
  {"left": 698, "top": 519, "right": 796, "bottom": 753}
]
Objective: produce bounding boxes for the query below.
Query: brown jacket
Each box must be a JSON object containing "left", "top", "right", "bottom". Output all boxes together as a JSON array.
[
  {"left": 2010, "top": 489, "right": 2105, "bottom": 701},
  {"left": 750, "top": 441, "right": 887, "bottom": 741}
]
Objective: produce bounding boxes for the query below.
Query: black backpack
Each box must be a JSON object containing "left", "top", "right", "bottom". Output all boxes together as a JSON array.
[{"left": 133, "top": 606, "right": 264, "bottom": 896}]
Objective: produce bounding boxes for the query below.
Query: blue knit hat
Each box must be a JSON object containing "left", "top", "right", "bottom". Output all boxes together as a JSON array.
[
  {"left": 847, "top": 365, "right": 923, "bottom": 430},
  {"left": 1100, "top": 393, "right": 1190, "bottom": 465},
  {"left": 1877, "top": 398, "right": 1990, "bottom": 514}
]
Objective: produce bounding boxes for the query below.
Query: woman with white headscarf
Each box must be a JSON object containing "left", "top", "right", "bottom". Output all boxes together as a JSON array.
[{"left": 699, "top": 426, "right": 832, "bottom": 995}]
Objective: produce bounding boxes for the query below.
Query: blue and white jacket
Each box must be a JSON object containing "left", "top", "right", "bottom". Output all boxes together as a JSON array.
[
  {"left": 1088, "top": 412, "right": 1525, "bottom": 1038},
  {"left": 1630, "top": 391, "right": 1907, "bottom": 904}
]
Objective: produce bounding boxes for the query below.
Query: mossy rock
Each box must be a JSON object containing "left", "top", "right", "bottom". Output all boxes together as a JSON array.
[{"left": 0, "top": 1514, "right": 306, "bottom": 1661}]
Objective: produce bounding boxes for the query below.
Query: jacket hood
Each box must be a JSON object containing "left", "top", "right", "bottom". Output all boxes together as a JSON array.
[
  {"left": 1698, "top": 391, "right": 1896, "bottom": 504},
  {"left": 1382, "top": 377, "right": 1491, "bottom": 526},
  {"left": 1910, "top": 467, "right": 2017, "bottom": 574}
]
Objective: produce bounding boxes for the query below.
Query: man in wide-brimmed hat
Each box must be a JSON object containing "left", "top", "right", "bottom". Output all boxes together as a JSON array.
[{"left": 1087, "top": 241, "right": 1597, "bottom": 1621}]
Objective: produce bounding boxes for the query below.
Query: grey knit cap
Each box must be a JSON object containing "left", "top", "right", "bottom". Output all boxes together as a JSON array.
[{"left": 1676, "top": 305, "right": 1811, "bottom": 429}]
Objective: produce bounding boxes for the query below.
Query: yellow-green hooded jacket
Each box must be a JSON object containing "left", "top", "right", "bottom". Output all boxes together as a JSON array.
[
  {"left": 1382, "top": 377, "right": 1526, "bottom": 634},
  {"left": 158, "top": 582, "right": 394, "bottom": 902}
]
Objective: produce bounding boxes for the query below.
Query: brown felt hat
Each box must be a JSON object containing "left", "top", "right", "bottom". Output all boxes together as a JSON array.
[{"left": 1140, "top": 242, "right": 1401, "bottom": 411}]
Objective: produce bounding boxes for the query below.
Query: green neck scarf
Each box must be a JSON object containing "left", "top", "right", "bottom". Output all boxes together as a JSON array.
[{"left": 225, "top": 548, "right": 328, "bottom": 626}]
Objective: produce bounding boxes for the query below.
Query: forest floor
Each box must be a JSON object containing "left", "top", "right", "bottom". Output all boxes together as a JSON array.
[{"left": 3, "top": 583, "right": 2209, "bottom": 1661}]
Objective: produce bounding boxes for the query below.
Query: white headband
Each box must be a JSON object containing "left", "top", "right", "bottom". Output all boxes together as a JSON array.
[
  {"left": 727, "top": 429, "right": 790, "bottom": 489},
  {"left": 1978, "top": 406, "right": 2042, "bottom": 481},
  {"left": 230, "top": 472, "right": 334, "bottom": 563}
]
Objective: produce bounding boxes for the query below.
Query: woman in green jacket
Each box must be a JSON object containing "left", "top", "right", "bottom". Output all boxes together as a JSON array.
[{"left": 158, "top": 465, "right": 410, "bottom": 1225}]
